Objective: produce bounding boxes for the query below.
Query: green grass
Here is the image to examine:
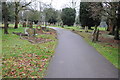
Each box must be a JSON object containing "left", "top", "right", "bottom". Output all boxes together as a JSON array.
[
  {"left": 91, "top": 27, "right": 106, "bottom": 31},
  {"left": 88, "top": 39, "right": 119, "bottom": 68},
  {"left": 55, "top": 25, "right": 119, "bottom": 69},
  {"left": 0, "top": 24, "right": 37, "bottom": 28},
  {"left": 62, "top": 25, "right": 106, "bottom": 31},
  {"left": 36, "top": 34, "right": 54, "bottom": 39},
  {"left": 1, "top": 27, "right": 57, "bottom": 78},
  {"left": 0, "top": 28, "right": 2, "bottom": 79},
  {"left": 0, "top": 24, "right": 22, "bottom": 28},
  {"left": 81, "top": 29, "right": 118, "bottom": 69}
]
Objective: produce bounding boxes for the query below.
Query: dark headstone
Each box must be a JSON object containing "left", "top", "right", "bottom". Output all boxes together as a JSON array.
[
  {"left": 27, "top": 22, "right": 33, "bottom": 28},
  {"left": 23, "top": 22, "right": 26, "bottom": 27}
]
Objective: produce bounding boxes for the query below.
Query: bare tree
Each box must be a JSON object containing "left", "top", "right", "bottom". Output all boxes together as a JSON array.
[
  {"left": 14, "top": 0, "right": 32, "bottom": 29},
  {"left": 103, "top": 2, "right": 118, "bottom": 35},
  {"left": 89, "top": 2, "right": 119, "bottom": 40}
]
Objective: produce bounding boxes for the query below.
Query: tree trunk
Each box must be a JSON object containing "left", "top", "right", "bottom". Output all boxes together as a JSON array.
[
  {"left": 114, "top": 26, "right": 119, "bottom": 40},
  {"left": 96, "top": 29, "right": 99, "bottom": 41},
  {"left": 14, "top": 2, "right": 19, "bottom": 29},
  {"left": 2, "top": 2, "right": 9, "bottom": 34},
  {"left": 108, "top": 19, "right": 115, "bottom": 35},
  {"left": 114, "top": 2, "right": 120, "bottom": 40},
  {"left": 92, "top": 26, "right": 97, "bottom": 42},
  {"left": 106, "top": 19, "right": 110, "bottom": 31},
  {"left": 14, "top": 14, "right": 19, "bottom": 29},
  {"left": 106, "top": 20, "right": 110, "bottom": 31}
]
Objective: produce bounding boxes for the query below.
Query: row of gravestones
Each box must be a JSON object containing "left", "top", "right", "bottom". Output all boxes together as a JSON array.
[{"left": 22, "top": 22, "right": 33, "bottom": 28}]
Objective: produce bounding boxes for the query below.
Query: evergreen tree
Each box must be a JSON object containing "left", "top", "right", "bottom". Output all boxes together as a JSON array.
[{"left": 61, "top": 8, "right": 76, "bottom": 26}]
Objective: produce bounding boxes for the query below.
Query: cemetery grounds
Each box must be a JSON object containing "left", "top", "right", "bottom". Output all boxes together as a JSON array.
[{"left": 1, "top": 24, "right": 57, "bottom": 78}]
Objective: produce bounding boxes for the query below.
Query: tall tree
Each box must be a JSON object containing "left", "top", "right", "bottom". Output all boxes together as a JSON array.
[
  {"left": 61, "top": 8, "right": 76, "bottom": 26},
  {"left": 7, "top": 2, "right": 15, "bottom": 23},
  {"left": 79, "top": 2, "right": 101, "bottom": 29},
  {"left": 2, "top": 2, "right": 9, "bottom": 34},
  {"left": 0, "top": 2, "right": 2, "bottom": 22},
  {"left": 114, "top": 2, "right": 120, "bottom": 40},
  {"left": 14, "top": 1, "right": 32, "bottom": 29},
  {"left": 43, "top": 8, "right": 58, "bottom": 24},
  {"left": 56, "top": 10, "right": 62, "bottom": 24},
  {"left": 89, "top": 2, "right": 103, "bottom": 25},
  {"left": 22, "top": 10, "right": 39, "bottom": 22},
  {"left": 103, "top": 2, "right": 118, "bottom": 35}
]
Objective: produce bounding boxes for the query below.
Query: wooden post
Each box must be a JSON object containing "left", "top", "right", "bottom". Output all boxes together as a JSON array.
[
  {"left": 92, "top": 29, "right": 96, "bottom": 42},
  {"left": 92, "top": 26, "right": 97, "bottom": 42}
]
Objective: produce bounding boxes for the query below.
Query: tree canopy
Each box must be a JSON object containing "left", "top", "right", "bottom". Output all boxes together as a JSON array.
[
  {"left": 43, "top": 8, "right": 58, "bottom": 24},
  {"left": 61, "top": 8, "right": 76, "bottom": 26},
  {"left": 79, "top": 2, "right": 101, "bottom": 29}
]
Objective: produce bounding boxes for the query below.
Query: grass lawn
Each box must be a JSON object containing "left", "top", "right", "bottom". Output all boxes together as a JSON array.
[
  {"left": 1, "top": 27, "right": 57, "bottom": 78},
  {"left": 0, "top": 24, "right": 37, "bottom": 28},
  {"left": 0, "top": 27, "right": 2, "bottom": 79},
  {"left": 55, "top": 25, "right": 119, "bottom": 69}
]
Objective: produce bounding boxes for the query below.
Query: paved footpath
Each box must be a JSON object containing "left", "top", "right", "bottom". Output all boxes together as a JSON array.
[{"left": 45, "top": 27, "right": 118, "bottom": 78}]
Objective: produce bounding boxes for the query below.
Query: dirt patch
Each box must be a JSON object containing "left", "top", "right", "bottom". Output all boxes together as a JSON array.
[
  {"left": 21, "top": 36, "right": 53, "bottom": 44},
  {"left": 98, "top": 31, "right": 119, "bottom": 48},
  {"left": 18, "top": 28, "right": 57, "bottom": 44}
]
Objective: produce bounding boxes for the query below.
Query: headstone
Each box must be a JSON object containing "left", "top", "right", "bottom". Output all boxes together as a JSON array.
[
  {"left": 85, "top": 26, "right": 88, "bottom": 32},
  {"left": 99, "top": 21, "right": 107, "bottom": 27},
  {"left": 24, "top": 28, "right": 35, "bottom": 36},
  {"left": 41, "top": 26, "right": 46, "bottom": 30},
  {"left": 27, "top": 22, "right": 33, "bottom": 28},
  {"left": 23, "top": 22, "right": 26, "bottom": 27}
]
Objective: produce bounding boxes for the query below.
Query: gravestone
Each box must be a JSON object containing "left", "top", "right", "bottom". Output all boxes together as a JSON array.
[
  {"left": 23, "top": 21, "right": 26, "bottom": 27},
  {"left": 85, "top": 26, "right": 88, "bottom": 32},
  {"left": 27, "top": 22, "right": 33, "bottom": 28},
  {"left": 99, "top": 21, "right": 107, "bottom": 27},
  {"left": 41, "top": 26, "right": 46, "bottom": 30},
  {"left": 24, "top": 28, "right": 35, "bottom": 36}
]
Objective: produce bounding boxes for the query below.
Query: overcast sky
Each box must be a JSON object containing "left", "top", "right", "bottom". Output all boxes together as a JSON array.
[
  {"left": 31, "top": 0, "right": 81, "bottom": 11},
  {"left": 39, "top": 0, "right": 80, "bottom": 10},
  {"left": 31, "top": 0, "right": 80, "bottom": 15}
]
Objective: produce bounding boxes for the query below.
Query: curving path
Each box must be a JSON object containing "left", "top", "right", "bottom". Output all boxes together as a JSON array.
[{"left": 45, "top": 27, "right": 118, "bottom": 78}]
